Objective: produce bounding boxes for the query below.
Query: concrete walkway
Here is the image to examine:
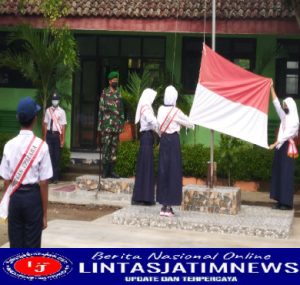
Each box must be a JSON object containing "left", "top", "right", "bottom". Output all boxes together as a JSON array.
[
  {"left": 1, "top": 182, "right": 300, "bottom": 248},
  {"left": 31, "top": 215, "right": 300, "bottom": 248}
]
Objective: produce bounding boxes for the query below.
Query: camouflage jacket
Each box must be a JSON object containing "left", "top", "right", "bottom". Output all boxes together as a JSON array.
[{"left": 98, "top": 87, "right": 124, "bottom": 133}]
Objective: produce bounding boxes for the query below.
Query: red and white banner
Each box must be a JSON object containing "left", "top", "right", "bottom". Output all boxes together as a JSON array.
[{"left": 189, "top": 44, "right": 272, "bottom": 148}]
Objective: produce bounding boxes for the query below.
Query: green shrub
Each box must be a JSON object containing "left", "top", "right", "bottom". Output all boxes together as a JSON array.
[
  {"left": 0, "top": 133, "right": 14, "bottom": 157},
  {"left": 181, "top": 144, "right": 210, "bottom": 178},
  {"left": 115, "top": 141, "right": 140, "bottom": 177},
  {"left": 229, "top": 146, "right": 273, "bottom": 181},
  {"left": 60, "top": 146, "right": 71, "bottom": 172},
  {"left": 217, "top": 135, "right": 247, "bottom": 185},
  {"left": 115, "top": 141, "right": 277, "bottom": 182}
]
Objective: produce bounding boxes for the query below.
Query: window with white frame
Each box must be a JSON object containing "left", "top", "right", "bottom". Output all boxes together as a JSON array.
[{"left": 276, "top": 40, "right": 300, "bottom": 98}]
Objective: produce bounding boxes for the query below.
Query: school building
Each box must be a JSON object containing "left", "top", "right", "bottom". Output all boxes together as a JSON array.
[{"left": 0, "top": 0, "right": 299, "bottom": 152}]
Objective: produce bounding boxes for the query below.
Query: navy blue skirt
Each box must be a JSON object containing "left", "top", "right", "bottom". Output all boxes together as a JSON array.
[
  {"left": 270, "top": 141, "right": 295, "bottom": 207},
  {"left": 132, "top": 131, "right": 155, "bottom": 203},
  {"left": 157, "top": 132, "right": 182, "bottom": 206}
]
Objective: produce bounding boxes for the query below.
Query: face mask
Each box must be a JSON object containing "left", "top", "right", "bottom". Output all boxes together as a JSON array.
[
  {"left": 52, "top": 100, "right": 59, "bottom": 107},
  {"left": 283, "top": 108, "right": 289, "bottom": 115},
  {"left": 111, "top": 82, "right": 118, "bottom": 89}
]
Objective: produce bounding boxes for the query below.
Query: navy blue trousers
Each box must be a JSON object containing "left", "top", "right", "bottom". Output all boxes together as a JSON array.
[
  {"left": 270, "top": 141, "right": 295, "bottom": 207},
  {"left": 8, "top": 185, "right": 43, "bottom": 248},
  {"left": 157, "top": 133, "right": 182, "bottom": 206},
  {"left": 132, "top": 131, "right": 155, "bottom": 203},
  {"left": 46, "top": 132, "right": 60, "bottom": 181}
]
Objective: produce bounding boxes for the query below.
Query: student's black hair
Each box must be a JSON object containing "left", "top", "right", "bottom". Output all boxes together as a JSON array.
[{"left": 17, "top": 114, "right": 36, "bottom": 128}]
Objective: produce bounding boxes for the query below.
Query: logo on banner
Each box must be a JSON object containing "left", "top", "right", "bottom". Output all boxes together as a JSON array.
[{"left": 3, "top": 252, "right": 73, "bottom": 281}]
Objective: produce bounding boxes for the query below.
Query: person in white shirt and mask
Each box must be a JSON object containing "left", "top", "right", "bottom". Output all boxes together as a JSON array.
[
  {"left": 43, "top": 93, "right": 67, "bottom": 184},
  {"left": 269, "top": 85, "right": 299, "bottom": 210},
  {"left": 0, "top": 97, "right": 52, "bottom": 247},
  {"left": 157, "top": 85, "right": 194, "bottom": 217},
  {"left": 132, "top": 88, "right": 159, "bottom": 206}
]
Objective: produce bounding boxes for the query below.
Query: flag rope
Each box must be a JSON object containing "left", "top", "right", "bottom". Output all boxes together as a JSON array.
[{"left": 203, "top": 0, "right": 207, "bottom": 44}]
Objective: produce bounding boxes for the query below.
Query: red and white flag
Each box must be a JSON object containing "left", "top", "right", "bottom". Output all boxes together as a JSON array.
[{"left": 189, "top": 44, "right": 272, "bottom": 148}]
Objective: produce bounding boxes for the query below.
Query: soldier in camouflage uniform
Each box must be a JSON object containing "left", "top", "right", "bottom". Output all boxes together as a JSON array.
[{"left": 98, "top": 71, "right": 124, "bottom": 178}]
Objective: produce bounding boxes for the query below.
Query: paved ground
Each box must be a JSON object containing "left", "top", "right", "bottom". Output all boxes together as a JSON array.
[
  {"left": 1, "top": 181, "right": 300, "bottom": 248},
  {"left": 112, "top": 205, "right": 293, "bottom": 239},
  {"left": 8, "top": 213, "right": 300, "bottom": 248},
  {"left": 0, "top": 201, "right": 119, "bottom": 247}
]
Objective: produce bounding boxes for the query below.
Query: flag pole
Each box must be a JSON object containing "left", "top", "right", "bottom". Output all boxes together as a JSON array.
[
  {"left": 209, "top": 0, "right": 216, "bottom": 189},
  {"left": 212, "top": 0, "right": 216, "bottom": 52}
]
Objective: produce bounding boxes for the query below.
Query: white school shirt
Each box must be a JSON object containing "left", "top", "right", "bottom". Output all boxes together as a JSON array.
[
  {"left": 0, "top": 130, "right": 53, "bottom": 183},
  {"left": 157, "top": 106, "right": 194, "bottom": 134},
  {"left": 139, "top": 107, "right": 159, "bottom": 132},
  {"left": 273, "top": 98, "right": 299, "bottom": 149},
  {"left": 44, "top": 106, "right": 67, "bottom": 131}
]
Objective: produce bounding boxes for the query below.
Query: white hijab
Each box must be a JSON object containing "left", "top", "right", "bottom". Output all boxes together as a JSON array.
[
  {"left": 164, "top": 85, "right": 178, "bottom": 106},
  {"left": 135, "top": 88, "right": 157, "bottom": 124},
  {"left": 282, "top": 97, "right": 299, "bottom": 135}
]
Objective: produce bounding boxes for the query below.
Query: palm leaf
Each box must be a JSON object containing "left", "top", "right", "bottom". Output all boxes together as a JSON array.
[
  {"left": 0, "top": 50, "right": 38, "bottom": 84},
  {"left": 0, "top": 24, "right": 78, "bottom": 113},
  {"left": 121, "top": 70, "right": 153, "bottom": 123}
]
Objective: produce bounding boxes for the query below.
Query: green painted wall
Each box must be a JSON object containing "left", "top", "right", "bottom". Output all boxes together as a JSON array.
[
  {"left": 0, "top": 87, "right": 72, "bottom": 147},
  {"left": 164, "top": 33, "right": 220, "bottom": 146},
  {"left": 175, "top": 33, "right": 300, "bottom": 146},
  {"left": 0, "top": 88, "right": 36, "bottom": 110},
  {"left": 256, "top": 35, "right": 280, "bottom": 126},
  {"left": 1, "top": 29, "right": 300, "bottom": 149}
]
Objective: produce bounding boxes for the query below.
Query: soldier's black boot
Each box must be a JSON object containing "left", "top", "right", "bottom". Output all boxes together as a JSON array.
[
  {"left": 101, "top": 164, "right": 109, "bottom": 178},
  {"left": 109, "top": 162, "right": 120, "bottom": 179}
]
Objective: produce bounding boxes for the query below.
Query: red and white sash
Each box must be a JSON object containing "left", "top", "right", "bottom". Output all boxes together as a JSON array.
[
  {"left": 0, "top": 136, "right": 44, "bottom": 220},
  {"left": 282, "top": 118, "right": 298, "bottom": 159},
  {"left": 140, "top": 105, "right": 150, "bottom": 118},
  {"left": 288, "top": 139, "right": 298, "bottom": 159},
  {"left": 49, "top": 107, "right": 62, "bottom": 134},
  {"left": 160, "top": 107, "right": 179, "bottom": 133}
]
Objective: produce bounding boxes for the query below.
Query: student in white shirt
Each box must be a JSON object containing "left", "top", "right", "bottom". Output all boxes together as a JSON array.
[
  {"left": 269, "top": 86, "right": 299, "bottom": 210},
  {"left": 43, "top": 93, "right": 67, "bottom": 183},
  {"left": 157, "top": 86, "right": 194, "bottom": 217},
  {"left": 132, "top": 88, "right": 158, "bottom": 206},
  {"left": 0, "top": 97, "right": 53, "bottom": 247}
]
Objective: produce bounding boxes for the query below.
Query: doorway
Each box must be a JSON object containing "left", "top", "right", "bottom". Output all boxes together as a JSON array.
[
  {"left": 71, "top": 58, "right": 99, "bottom": 150},
  {"left": 71, "top": 34, "right": 166, "bottom": 151}
]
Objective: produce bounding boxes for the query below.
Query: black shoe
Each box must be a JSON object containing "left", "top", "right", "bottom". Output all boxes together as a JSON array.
[
  {"left": 279, "top": 205, "right": 293, "bottom": 210},
  {"left": 131, "top": 200, "right": 145, "bottom": 206},
  {"left": 272, "top": 203, "right": 281, "bottom": 209},
  {"left": 101, "top": 173, "right": 109, "bottom": 178},
  {"left": 160, "top": 206, "right": 167, "bottom": 216},
  {"left": 144, "top": 201, "right": 156, "bottom": 206},
  {"left": 101, "top": 164, "right": 109, "bottom": 178},
  {"left": 165, "top": 206, "right": 175, "bottom": 217},
  {"left": 110, "top": 171, "right": 120, "bottom": 179},
  {"left": 109, "top": 163, "right": 120, "bottom": 179}
]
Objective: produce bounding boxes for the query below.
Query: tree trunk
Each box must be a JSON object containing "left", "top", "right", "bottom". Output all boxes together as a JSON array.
[{"left": 43, "top": 94, "right": 47, "bottom": 116}]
